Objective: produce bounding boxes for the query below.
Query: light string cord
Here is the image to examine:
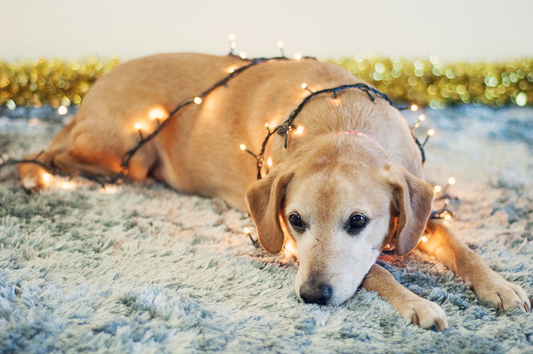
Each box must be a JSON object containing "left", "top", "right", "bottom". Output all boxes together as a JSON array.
[
  {"left": 0, "top": 55, "right": 313, "bottom": 183},
  {"left": 242, "top": 83, "right": 427, "bottom": 180},
  {"left": 0, "top": 54, "right": 425, "bottom": 187}
]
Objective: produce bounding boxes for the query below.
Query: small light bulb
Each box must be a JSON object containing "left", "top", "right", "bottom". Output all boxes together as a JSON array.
[
  {"left": 421, "top": 236, "right": 428, "bottom": 242},
  {"left": 194, "top": 97, "right": 202, "bottom": 104},
  {"left": 240, "top": 144, "right": 246, "bottom": 151},
  {"left": 444, "top": 214, "right": 452, "bottom": 220},
  {"left": 419, "top": 114, "right": 425, "bottom": 121},
  {"left": 301, "top": 83, "right": 307, "bottom": 89},
  {"left": 230, "top": 42, "right": 236, "bottom": 49},
  {"left": 267, "top": 157, "right": 273, "bottom": 167},
  {"left": 295, "top": 126, "right": 304, "bottom": 135},
  {"left": 239, "top": 52, "right": 246, "bottom": 59},
  {"left": 227, "top": 66, "right": 235, "bottom": 73},
  {"left": 448, "top": 177, "right": 456, "bottom": 185},
  {"left": 62, "top": 182, "right": 70, "bottom": 189},
  {"left": 243, "top": 227, "right": 250, "bottom": 234},
  {"left": 434, "top": 185, "right": 442, "bottom": 192},
  {"left": 134, "top": 123, "right": 141, "bottom": 129},
  {"left": 265, "top": 123, "right": 270, "bottom": 129},
  {"left": 411, "top": 104, "right": 418, "bottom": 111},
  {"left": 149, "top": 108, "right": 167, "bottom": 120},
  {"left": 427, "top": 129, "right": 435, "bottom": 136},
  {"left": 42, "top": 173, "right": 51, "bottom": 183},
  {"left": 58, "top": 106, "right": 67, "bottom": 115},
  {"left": 294, "top": 52, "right": 302, "bottom": 60},
  {"left": 277, "top": 40, "right": 284, "bottom": 48},
  {"left": 228, "top": 34, "right": 236, "bottom": 41}
]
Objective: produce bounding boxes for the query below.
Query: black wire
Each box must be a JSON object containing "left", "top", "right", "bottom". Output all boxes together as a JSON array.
[
  {"left": 246, "top": 83, "right": 422, "bottom": 180},
  {"left": 1, "top": 53, "right": 427, "bottom": 189}
]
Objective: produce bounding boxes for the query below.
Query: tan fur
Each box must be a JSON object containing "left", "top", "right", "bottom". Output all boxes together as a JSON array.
[{"left": 18, "top": 53, "right": 530, "bottom": 329}]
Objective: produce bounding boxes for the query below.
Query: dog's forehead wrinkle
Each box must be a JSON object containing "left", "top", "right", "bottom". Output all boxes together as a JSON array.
[{"left": 288, "top": 167, "right": 391, "bottom": 221}]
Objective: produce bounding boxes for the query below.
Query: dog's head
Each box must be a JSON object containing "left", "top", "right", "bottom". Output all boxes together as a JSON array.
[{"left": 245, "top": 135, "right": 434, "bottom": 306}]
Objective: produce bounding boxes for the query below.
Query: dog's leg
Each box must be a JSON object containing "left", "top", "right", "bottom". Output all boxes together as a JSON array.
[
  {"left": 418, "top": 218, "right": 531, "bottom": 312},
  {"left": 363, "top": 263, "right": 448, "bottom": 330}
]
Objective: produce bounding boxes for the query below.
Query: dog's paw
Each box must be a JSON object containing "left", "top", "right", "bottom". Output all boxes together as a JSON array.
[
  {"left": 396, "top": 296, "right": 448, "bottom": 330},
  {"left": 468, "top": 271, "right": 531, "bottom": 312},
  {"left": 17, "top": 153, "right": 50, "bottom": 192}
]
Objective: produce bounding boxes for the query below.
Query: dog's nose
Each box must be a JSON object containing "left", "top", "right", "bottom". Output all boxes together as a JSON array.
[{"left": 299, "top": 282, "right": 333, "bottom": 305}]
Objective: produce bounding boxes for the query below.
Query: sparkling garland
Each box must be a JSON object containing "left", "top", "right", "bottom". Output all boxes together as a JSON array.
[
  {"left": 335, "top": 55, "right": 532, "bottom": 108},
  {"left": 0, "top": 56, "right": 121, "bottom": 109},
  {"left": 1, "top": 55, "right": 532, "bottom": 109}
]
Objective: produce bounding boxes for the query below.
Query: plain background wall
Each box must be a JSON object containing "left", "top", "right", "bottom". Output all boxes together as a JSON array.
[{"left": 1, "top": 0, "right": 532, "bottom": 62}]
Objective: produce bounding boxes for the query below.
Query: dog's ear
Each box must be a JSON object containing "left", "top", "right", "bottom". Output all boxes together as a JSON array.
[
  {"left": 387, "top": 164, "right": 434, "bottom": 256},
  {"left": 245, "top": 169, "right": 294, "bottom": 254}
]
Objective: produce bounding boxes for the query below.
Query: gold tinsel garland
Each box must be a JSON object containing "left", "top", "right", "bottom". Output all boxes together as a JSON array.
[
  {"left": 0, "top": 57, "right": 121, "bottom": 109},
  {"left": 0, "top": 55, "right": 532, "bottom": 109}
]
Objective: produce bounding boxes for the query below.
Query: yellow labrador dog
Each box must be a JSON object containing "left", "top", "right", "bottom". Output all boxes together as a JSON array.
[{"left": 17, "top": 53, "right": 531, "bottom": 330}]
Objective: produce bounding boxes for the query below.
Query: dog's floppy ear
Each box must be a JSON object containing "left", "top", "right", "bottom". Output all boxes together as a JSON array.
[
  {"left": 387, "top": 164, "right": 434, "bottom": 256},
  {"left": 245, "top": 169, "right": 294, "bottom": 254}
]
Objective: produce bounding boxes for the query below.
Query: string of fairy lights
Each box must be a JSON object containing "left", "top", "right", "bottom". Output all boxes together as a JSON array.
[{"left": 0, "top": 35, "right": 457, "bottom": 255}]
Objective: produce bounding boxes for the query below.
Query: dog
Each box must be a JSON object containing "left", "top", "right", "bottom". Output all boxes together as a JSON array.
[{"left": 17, "top": 53, "right": 531, "bottom": 330}]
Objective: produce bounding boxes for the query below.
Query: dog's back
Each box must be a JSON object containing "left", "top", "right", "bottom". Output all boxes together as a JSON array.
[{"left": 19, "top": 53, "right": 422, "bottom": 210}]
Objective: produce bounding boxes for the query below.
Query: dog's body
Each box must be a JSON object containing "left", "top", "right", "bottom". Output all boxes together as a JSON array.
[{"left": 18, "top": 53, "right": 531, "bottom": 330}]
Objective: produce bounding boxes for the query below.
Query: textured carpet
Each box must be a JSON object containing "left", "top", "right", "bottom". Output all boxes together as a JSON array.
[{"left": 0, "top": 106, "right": 532, "bottom": 353}]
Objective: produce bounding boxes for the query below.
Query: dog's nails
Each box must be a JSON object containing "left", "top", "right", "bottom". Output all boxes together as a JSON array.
[
  {"left": 412, "top": 313, "right": 419, "bottom": 326},
  {"left": 497, "top": 302, "right": 503, "bottom": 311},
  {"left": 525, "top": 299, "right": 531, "bottom": 313},
  {"left": 435, "top": 318, "right": 445, "bottom": 331}
]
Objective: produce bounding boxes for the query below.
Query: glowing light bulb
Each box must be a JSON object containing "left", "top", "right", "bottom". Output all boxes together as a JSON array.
[
  {"left": 227, "top": 66, "right": 236, "bottom": 73},
  {"left": 444, "top": 214, "right": 452, "bottom": 220},
  {"left": 243, "top": 227, "right": 250, "bottom": 234},
  {"left": 265, "top": 123, "right": 270, "bottom": 129},
  {"left": 134, "top": 123, "right": 141, "bottom": 130},
  {"left": 277, "top": 41, "right": 284, "bottom": 48},
  {"left": 419, "top": 114, "right": 425, "bottom": 121},
  {"left": 58, "top": 106, "right": 67, "bottom": 115},
  {"left": 411, "top": 104, "right": 418, "bottom": 111},
  {"left": 267, "top": 157, "right": 273, "bottom": 167},
  {"left": 230, "top": 42, "right": 236, "bottom": 49},
  {"left": 295, "top": 126, "right": 304, "bottom": 135},
  {"left": 100, "top": 184, "right": 118, "bottom": 194},
  {"left": 149, "top": 108, "right": 167, "bottom": 120},
  {"left": 42, "top": 173, "right": 51, "bottom": 184},
  {"left": 434, "top": 185, "right": 442, "bottom": 192},
  {"left": 194, "top": 97, "right": 202, "bottom": 104},
  {"left": 228, "top": 34, "right": 236, "bottom": 41},
  {"left": 301, "top": 83, "right": 307, "bottom": 89},
  {"left": 239, "top": 52, "right": 246, "bottom": 59},
  {"left": 421, "top": 236, "right": 428, "bottom": 242},
  {"left": 448, "top": 177, "right": 456, "bottom": 185},
  {"left": 427, "top": 129, "right": 435, "bottom": 136},
  {"left": 240, "top": 144, "right": 246, "bottom": 151},
  {"left": 294, "top": 52, "right": 302, "bottom": 60}
]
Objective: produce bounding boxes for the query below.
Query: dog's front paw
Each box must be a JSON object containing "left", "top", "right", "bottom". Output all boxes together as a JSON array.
[
  {"left": 395, "top": 295, "right": 448, "bottom": 330},
  {"left": 468, "top": 270, "right": 531, "bottom": 312}
]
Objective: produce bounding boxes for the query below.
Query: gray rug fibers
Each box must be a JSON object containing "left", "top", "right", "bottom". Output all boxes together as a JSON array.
[{"left": 0, "top": 106, "right": 532, "bottom": 353}]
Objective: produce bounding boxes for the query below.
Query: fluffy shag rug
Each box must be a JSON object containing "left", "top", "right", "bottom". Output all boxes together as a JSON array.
[{"left": 0, "top": 106, "right": 532, "bottom": 353}]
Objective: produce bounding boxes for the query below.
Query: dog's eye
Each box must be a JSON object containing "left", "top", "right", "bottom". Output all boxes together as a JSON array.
[
  {"left": 288, "top": 213, "right": 304, "bottom": 230},
  {"left": 348, "top": 214, "right": 368, "bottom": 233}
]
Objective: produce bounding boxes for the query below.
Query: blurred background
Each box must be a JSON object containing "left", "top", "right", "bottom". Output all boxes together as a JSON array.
[
  {"left": 1, "top": 0, "right": 532, "bottom": 110},
  {"left": 2, "top": 0, "right": 532, "bottom": 62}
]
